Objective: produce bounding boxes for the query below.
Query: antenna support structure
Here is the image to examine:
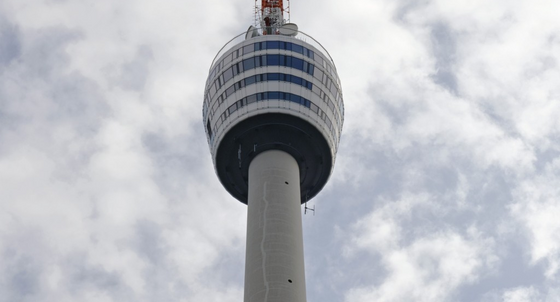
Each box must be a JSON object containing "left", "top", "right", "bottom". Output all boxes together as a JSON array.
[{"left": 255, "top": 0, "right": 290, "bottom": 35}]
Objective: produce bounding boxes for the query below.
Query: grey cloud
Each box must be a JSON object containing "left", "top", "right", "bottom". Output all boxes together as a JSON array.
[
  {"left": 430, "top": 23, "right": 458, "bottom": 93},
  {"left": 0, "top": 19, "right": 21, "bottom": 67},
  {"left": 119, "top": 45, "right": 154, "bottom": 91},
  {"left": 21, "top": 27, "right": 82, "bottom": 79},
  {"left": 2, "top": 249, "right": 40, "bottom": 302},
  {"left": 134, "top": 219, "right": 165, "bottom": 265},
  {"left": 63, "top": 253, "right": 135, "bottom": 301}
]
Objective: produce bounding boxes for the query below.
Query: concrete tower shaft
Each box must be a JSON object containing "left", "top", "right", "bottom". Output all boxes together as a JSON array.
[{"left": 245, "top": 150, "right": 306, "bottom": 302}]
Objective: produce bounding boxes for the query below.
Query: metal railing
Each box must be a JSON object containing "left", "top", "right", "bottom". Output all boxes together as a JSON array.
[{"left": 208, "top": 27, "right": 339, "bottom": 73}]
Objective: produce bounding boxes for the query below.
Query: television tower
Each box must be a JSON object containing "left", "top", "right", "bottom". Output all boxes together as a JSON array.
[{"left": 202, "top": 1, "right": 343, "bottom": 301}]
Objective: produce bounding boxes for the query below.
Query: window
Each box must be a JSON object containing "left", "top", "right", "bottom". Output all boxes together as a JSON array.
[
  {"left": 266, "top": 41, "right": 279, "bottom": 49},
  {"left": 268, "top": 73, "right": 279, "bottom": 81},
  {"left": 267, "top": 54, "right": 280, "bottom": 65},
  {"left": 292, "top": 44, "right": 303, "bottom": 54},
  {"left": 255, "top": 55, "right": 263, "bottom": 67},
  {"left": 307, "top": 64, "right": 314, "bottom": 75},
  {"left": 225, "top": 85, "right": 235, "bottom": 98},
  {"left": 228, "top": 103, "right": 237, "bottom": 114},
  {"left": 310, "top": 103, "right": 319, "bottom": 113},
  {"left": 223, "top": 67, "right": 233, "bottom": 83},
  {"left": 243, "top": 57, "right": 255, "bottom": 70},
  {"left": 290, "top": 94, "right": 301, "bottom": 104},
  {"left": 244, "top": 75, "right": 256, "bottom": 86},
  {"left": 246, "top": 94, "right": 257, "bottom": 104},
  {"left": 307, "top": 49, "right": 314, "bottom": 60},
  {"left": 291, "top": 57, "right": 303, "bottom": 70},
  {"left": 243, "top": 44, "right": 253, "bottom": 55},
  {"left": 206, "top": 120, "right": 212, "bottom": 138},
  {"left": 284, "top": 42, "right": 292, "bottom": 51}
]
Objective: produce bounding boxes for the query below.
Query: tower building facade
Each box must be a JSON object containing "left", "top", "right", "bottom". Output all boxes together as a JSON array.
[{"left": 203, "top": 1, "right": 343, "bottom": 301}]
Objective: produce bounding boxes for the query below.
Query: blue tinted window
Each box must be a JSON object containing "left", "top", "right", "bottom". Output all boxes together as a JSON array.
[
  {"left": 283, "top": 56, "right": 290, "bottom": 66},
  {"left": 291, "top": 57, "right": 304, "bottom": 70},
  {"left": 292, "top": 44, "right": 303, "bottom": 54},
  {"left": 268, "top": 91, "right": 279, "bottom": 99},
  {"left": 268, "top": 73, "right": 280, "bottom": 81},
  {"left": 223, "top": 67, "right": 233, "bottom": 83},
  {"left": 267, "top": 54, "right": 280, "bottom": 66},
  {"left": 266, "top": 41, "right": 279, "bottom": 49},
  {"left": 307, "top": 50, "right": 314, "bottom": 59},
  {"left": 232, "top": 63, "right": 241, "bottom": 75},
  {"left": 225, "top": 85, "right": 235, "bottom": 97},
  {"left": 290, "top": 94, "right": 301, "bottom": 104},
  {"left": 245, "top": 76, "right": 256, "bottom": 86},
  {"left": 243, "top": 57, "right": 255, "bottom": 71}
]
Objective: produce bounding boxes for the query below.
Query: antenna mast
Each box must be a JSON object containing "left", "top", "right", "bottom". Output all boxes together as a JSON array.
[{"left": 255, "top": 0, "right": 290, "bottom": 35}]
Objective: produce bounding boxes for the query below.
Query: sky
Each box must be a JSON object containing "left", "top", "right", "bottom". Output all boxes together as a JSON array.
[{"left": 1, "top": 0, "right": 560, "bottom": 301}]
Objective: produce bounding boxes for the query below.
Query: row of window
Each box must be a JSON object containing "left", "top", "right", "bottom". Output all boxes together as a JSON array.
[
  {"left": 206, "top": 71, "right": 343, "bottom": 128},
  {"left": 210, "top": 41, "right": 314, "bottom": 80},
  {"left": 207, "top": 40, "right": 341, "bottom": 91},
  {"left": 208, "top": 73, "right": 313, "bottom": 121},
  {"left": 244, "top": 40, "right": 315, "bottom": 59},
  {"left": 207, "top": 54, "right": 315, "bottom": 101},
  {"left": 206, "top": 54, "right": 343, "bottom": 116},
  {"left": 208, "top": 91, "right": 338, "bottom": 147}
]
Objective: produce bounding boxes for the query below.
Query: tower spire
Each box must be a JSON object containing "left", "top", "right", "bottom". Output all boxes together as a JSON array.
[{"left": 257, "top": 0, "right": 290, "bottom": 34}]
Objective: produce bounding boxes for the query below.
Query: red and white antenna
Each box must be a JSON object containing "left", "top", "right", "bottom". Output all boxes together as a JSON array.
[{"left": 255, "top": 0, "right": 290, "bottom": 35}]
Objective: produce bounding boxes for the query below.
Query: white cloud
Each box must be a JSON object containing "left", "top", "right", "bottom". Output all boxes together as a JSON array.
[
  {"left": 502, "top": 286, "right": 542, "bottom": 302},
  {"left": 510, "top": 158, "right": 560, "bottom": 279},
  {"left": 345, "top": 193, "right": 497, "bottom": 302},
  {"left": 2, "top": 0, "right": 560, "bottom": 301}
]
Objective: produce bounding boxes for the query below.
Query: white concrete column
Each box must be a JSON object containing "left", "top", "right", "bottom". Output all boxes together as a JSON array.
[{"left": 244, "top": 150, "right": 307, "bottom": 302}]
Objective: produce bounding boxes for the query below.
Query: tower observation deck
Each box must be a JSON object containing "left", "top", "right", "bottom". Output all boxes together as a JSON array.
[{"left": 202, "top": 1, "right": 343, "bottom": 301}]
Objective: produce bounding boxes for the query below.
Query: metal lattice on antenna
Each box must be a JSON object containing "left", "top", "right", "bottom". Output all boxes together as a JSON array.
[{"left": 255, "top": 0, "right": 290, "bottom": 34}]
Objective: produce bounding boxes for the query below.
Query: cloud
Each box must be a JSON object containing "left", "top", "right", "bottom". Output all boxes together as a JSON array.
[
  {"left": 345, "top": 193, "right": 497, "bottom": 302},
  {"left": 510, "top": 158, "right": 560, "bottom": 279},
  {"left": 2, "top": 0, "right": 560, "bottom": 301}
]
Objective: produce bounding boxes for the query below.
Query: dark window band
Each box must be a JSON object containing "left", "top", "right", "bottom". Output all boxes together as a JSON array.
[
  {"left": 207, "top": 71, "right": 341, "bottom": 130},
  {"left": 210, "top": 91, "right": 337, "bottom": 147}
]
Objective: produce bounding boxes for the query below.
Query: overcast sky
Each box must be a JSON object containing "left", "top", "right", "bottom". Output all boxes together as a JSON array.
[{"left": 1, "top": 0, "right": 560, "bottom": 301}]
